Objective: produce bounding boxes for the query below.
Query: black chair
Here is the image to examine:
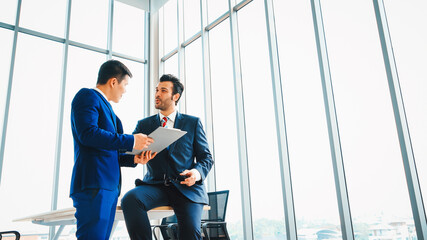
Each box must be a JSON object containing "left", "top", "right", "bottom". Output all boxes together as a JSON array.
[
  {"left": 0, "top": 231, "right": 20, "bottom": 240},
  {"left": 201, "top": 190, "right": 230, "bottom": 240},
  {"left": 158, "top": 190, "right": 231, "bottom": 240},
  {"left": 152, "top": 214, "right": 178, "bottom": 240}
]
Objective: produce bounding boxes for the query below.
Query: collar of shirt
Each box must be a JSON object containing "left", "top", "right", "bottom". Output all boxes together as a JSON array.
[
  {"left": 93, "top": 87, "right": 109, "bottom": 102},
  {"left": 159, "top": 110, "right": 177, "bottom": 128}
]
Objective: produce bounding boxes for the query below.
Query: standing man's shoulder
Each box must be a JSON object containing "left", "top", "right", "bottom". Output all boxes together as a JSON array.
[
  {"left": 72, "top": 88, "right": 97, "bottom": 103},
  {"left": 179, "top": 113, "right": 200, "bottom": 125}
]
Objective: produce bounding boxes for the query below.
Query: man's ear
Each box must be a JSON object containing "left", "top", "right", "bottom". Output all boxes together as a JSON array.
[
  {"left": 109, "top": 77, "right": 117, "bottom": 87},
  {"left": 173, "top": 93, "right": 180, "bottom": 102}
]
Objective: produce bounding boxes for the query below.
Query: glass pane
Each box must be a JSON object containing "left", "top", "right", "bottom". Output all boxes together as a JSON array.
[
  {"left": 183, "top": 0, "right": 201, "bottom": 40},
  {"left": 384, "top": 0, "right": 427, "bottom": 203},
  {"left": 0, "top": 29, "right": 13, "bottom": 147},
  {"left": 0, "top": 34, "right": 62, "bottom": 235},
  {"left": 110, "top": 58, "right": 146, "bottom": 239},
  {"left": 20, "top": 0, "right": 67, "bottom": 37},
  {"left": 207, "top": 0, "right": 228, "bottom": 24},
  {"left": 70, "top": 0, "right": 108, "bottom": 48},
  {"left": 184, "top": 39, "right": 205, "bottom": 124},
  {"left": 57, "top": 47, "right": 106, "bottom": 211},
  {"left": 113, "top": 1, "right": 145, "bottom": 57},
  {"left": 163, "top": 0, "right": 178, "bottom": 54},
  {"left": 321, "top": 1, "right": 415, "bottom": 239},
  {"left": 237, "top": 0, "right": 286, "bottom": 238},
  {"left": 163, "top": 53, "right": 179, "bottom": 77},
  {"left": 274, "top": 0, "right": 342, "bottom": 237},
  {"left": 209, "top": 19, "right": 244, "bottom": 239},
  {"left": 0, "top": 0, "right": 18, "bottom": 24}
]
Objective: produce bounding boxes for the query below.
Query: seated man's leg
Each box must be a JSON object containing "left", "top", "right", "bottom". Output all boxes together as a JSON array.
[
  {"left": 71, "top": 188, "right": 118, "bottom": 240},
  {"left": 170, "top": 188, "right": 204, "bottom": 240},
  {"left": 121, "top": 184, "right": 169, "bottom": 240}
]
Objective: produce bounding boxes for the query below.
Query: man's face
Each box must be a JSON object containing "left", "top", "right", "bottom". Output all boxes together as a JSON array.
[
  {"left": 155, "top": 81, "right": 178, "bottom": 110},
  {"left": 111, "top": 75, "right": 129, "bottom": 103}
]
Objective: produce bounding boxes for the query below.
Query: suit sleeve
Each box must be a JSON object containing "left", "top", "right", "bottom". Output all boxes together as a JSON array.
[
  {"left": 72, "top": 90, "right": 134, "bottom": 151},
  {"left": 193, "top": 119, "right": 214, "bottom": 182},
  {"left": 116, "top": 116, "right": 137, "bottom": 167}
]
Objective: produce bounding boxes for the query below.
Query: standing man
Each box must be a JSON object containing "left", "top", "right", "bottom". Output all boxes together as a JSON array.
[
  {"left": 121, "top": 74, "right": 214, "bottom": 240},
  {"left": 70, "top": 60, "right": 156, "bottom": 240}
]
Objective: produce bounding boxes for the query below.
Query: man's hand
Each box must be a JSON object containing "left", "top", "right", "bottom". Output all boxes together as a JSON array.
[
  {"left": 179, "top": 170, "right": 197, "bottom": 187},
  {"left": 133, "top": 133, "right": 154, "bottom": 150},
  {"left": 134, "top": 150, "right": 157, "bottom": 165}
]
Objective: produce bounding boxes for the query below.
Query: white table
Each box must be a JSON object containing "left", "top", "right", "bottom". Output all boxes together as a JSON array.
[
  {"left": 14, "top": 205, "right": 210, "bottom": 240},
  {"left": 14, "top": 206, "right": 175, "bottom": 240}
]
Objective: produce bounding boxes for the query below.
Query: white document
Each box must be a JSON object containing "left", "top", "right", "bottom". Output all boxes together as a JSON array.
[{"left": 126, "top": 127, "right": 187, "bottom": 155}]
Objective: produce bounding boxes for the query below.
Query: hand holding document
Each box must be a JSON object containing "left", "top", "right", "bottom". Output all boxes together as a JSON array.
[
  {"left": 127, "top": 127, "right": 187, "bottom": 155},
  {"left": 133, "top": 133, "right": 154, "bottom": 150}
]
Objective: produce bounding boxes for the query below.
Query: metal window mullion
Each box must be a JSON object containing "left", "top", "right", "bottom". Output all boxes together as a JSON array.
[
  {"left": 142, "top": 10, "right": 151, "bottom": 177},
  {"left": 263, "top": 1, "right": 297, "bottom": 240},
  {"left": 373, "top": 0, "right": 427, "bottom": 239},
  {"left": 69, "top": 40, "right": 108, "bottom": 54},
  {"left": 144, "top": 10, "right": 151, "bottom": 119},
  {"left": 310, "top": 1, "right": 355, "bottom": 240},
  {"left": 228, "top": 0, "right": 253, "bottom": 239},
  {"left": 0, "top": 21, "right": 15, "bottom": 30},
  {"left": 107, "top": 0, "right": 114, "bottom": 59},
  {"left": 205, "top": 12, "right": 230, "bottom": 31},
  {"left": 49, "top": 0, "right": 72, "bottom": 238},
  {"left": 111, "top": 52, "right": 146, "bottom": 64},
  {"left": 177, "top": 0, "right": 186, "bottom": 113},
  {"left": 200, "top": 0, "right": 216, "bottom": 193},
  {"left": 0, "top": 0, "right": 22, "bottom": 185}
]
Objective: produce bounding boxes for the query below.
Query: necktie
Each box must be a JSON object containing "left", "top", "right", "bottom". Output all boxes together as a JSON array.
[{"left": 161, "top": 117, "right": 168, "bottom": 127}]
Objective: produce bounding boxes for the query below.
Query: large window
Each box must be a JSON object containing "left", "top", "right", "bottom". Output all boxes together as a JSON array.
[
  {"left": 0, "top": 29, "right": 13, "bottom": 148},
  {"left": 70, "top": 0, "right": 108, "bottom": 48},
  {"left": 0, "top": 1, "right": 148, "bottom": 238},
  {"left": 207, "top": 0, "right": 228, "bottom": 23},
  {"left": 0, "top": 34, "right": 62, "bottom": 233},
  {"left": 384, "top": 0, "right": 427, "bottom": 203},
  {"left": 20, "top": 0, "right": 67, "bottom": 37},
  {"left": 113, "top": 1, "right": 145, "bottom": 57},
  {"left": 321, "top": 1, "right": 415, "bottom": 239},
  {"left": 237, "top": 0, "right": 285, "bottom": 238},
  {"left": 162, "top": 0, "right": 178, "bottom": 54},
  {"left": 274, "top": 0, "right": 342, "bottom": 237},
  {"left": 209, "top": 19, "right": 244, "bottom": 239},
  {"left": 183, "top": 0, "right": 201, "bottom": 39},
  {"left": 163, "top": 54, "right": 179, "bottom": 77},
  {"left": 0, "top": 0, "right": 18, "bottom": 24},
  {"left": 184, "top": 39, "right": 205, "bottom": 124}
]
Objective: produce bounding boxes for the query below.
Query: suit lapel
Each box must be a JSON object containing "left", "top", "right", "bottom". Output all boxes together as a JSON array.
[
  {"left": 93, "top": 89, "right": 117, "bottom": 130},
  {"left": 168, "top": 112, "right": 184, "bottom": 154}
]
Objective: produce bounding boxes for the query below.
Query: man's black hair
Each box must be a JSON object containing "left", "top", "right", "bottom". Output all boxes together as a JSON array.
[
  {"left": 97, "top": 60, "right": 132, "bottom": 85},
  {"left": 160, "top": 74, "right": 184, "bottom": 105}
]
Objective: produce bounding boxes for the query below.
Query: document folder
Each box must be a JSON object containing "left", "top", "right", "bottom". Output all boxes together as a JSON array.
[{"left": 126, "top": 127, "right": 187, "bottom": 155}]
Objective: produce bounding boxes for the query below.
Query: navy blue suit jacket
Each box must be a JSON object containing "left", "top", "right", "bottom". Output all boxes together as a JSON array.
[
  {"left": 70, "top": 88, "right": 136, "bottom": 196},
  {"left": 133, "top": 112, "right": 213, "bottom": 204}
]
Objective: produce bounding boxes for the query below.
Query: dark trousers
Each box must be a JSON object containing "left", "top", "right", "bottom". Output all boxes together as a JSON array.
[
  {"left": 121, "top": 184, "right": 204, "bottom": 240},
  {"left": 71, "top": 188, "right": 118, "bottom": 240}
]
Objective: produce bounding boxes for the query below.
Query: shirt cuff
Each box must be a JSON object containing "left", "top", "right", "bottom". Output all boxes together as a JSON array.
[
  {"left": 132, "top": 135, "right": 135, "bottom": 149},
  {"left": 190, "top": 169, "right": 202, "bottom": 181}
]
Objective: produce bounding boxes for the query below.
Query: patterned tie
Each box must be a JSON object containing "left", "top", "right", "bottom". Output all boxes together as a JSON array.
[{"left": 161, "top": 117, "right": 168, "bottom": 127}]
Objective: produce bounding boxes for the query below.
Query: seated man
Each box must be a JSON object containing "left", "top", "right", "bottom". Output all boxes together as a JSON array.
[{"left": 121, "top": 74, "right": 214, "bottom": 240}]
